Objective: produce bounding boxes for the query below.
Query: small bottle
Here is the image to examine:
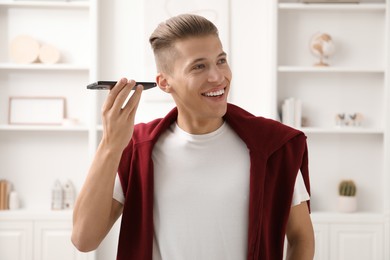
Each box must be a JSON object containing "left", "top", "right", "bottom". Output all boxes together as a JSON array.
[
  {"left": 63, "top": 180, "right": 75, "bottom": 210},
  {"left": 51, "top": 180, "right": 63, "bottom": 210}
]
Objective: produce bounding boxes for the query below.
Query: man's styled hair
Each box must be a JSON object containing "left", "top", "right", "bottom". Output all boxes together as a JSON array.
[{"left": 149, "top": 14, "right": 219, "bottom": 73}]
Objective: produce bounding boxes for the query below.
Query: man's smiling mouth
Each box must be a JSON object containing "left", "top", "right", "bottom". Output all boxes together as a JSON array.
[{"left": 202, "top": 88, "right": 225, "bottom": 97}]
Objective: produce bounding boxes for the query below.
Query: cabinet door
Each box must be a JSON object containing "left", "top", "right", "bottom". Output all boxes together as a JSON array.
[
  {"left": 34, "top": 220, "right": 95, "bottom": 260},
  {"left": 330, "top": 224, "right": 383, "bottom": 260},
  {"left": 313, "top": 223, "right": 329, "bottom": 260},
  {"left": 0, "top": 220, "right": 33, "bottom": 260}
]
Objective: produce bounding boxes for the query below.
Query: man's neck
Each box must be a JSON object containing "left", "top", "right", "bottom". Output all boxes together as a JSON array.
[{"left": 176, "top": 115, "right": 224, "bottom": 135}]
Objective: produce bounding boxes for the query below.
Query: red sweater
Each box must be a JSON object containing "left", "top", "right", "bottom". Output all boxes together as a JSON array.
[{"left": 117, "top": 103, "right": 310, "bottom": 260}]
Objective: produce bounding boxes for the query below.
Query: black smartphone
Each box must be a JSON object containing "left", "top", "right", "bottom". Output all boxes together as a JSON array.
[{"left": 87, "top": 81, "right": 157, "bottom": 90}]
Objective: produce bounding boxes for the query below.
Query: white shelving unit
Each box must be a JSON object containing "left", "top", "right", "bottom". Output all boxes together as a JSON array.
[
  {"left": 275, "top": 1, "right": 390, "bottom": 259},
  {"left": 0, "top": 1, "right": 97, "bottom": 259},
  {"left": 0, "top": 0, "right": 97, "bottom": 205}
]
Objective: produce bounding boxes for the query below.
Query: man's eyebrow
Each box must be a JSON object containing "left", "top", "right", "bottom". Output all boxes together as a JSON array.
[
  {"left": 218, "top": 51, "right": 227, "bottom": 57},
  {"left": 189, "top": 57, "right": 207, "bottom": 66},
  {"left": 187, "top": 52, "right": 227, "bottom": 67}
]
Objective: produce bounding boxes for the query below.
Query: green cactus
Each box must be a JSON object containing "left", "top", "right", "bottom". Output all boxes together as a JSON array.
[{"left": 339, "top": 180, "right": 357, "bottom": 197}]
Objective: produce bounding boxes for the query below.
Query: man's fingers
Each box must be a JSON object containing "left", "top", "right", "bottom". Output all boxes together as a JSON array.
[
  {"left": 104, "top": 79, "right": 139, "bottom": 114},
  {"left": 112, "top": 80, "right": 138, "bottom": 110},
  {"left": 102, "top": 78, "right": 128, "bottom": 112},
  {"left": 122, "top": 84, "right": 143, "bottom": 119}
]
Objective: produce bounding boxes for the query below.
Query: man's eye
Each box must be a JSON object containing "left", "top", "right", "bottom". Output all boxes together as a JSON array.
[
  {"left": 193, "top": 64, "right": 205, "bottom": 70},
  {"left": 218, "top": 58, "right": 227, "bottom": 64}
]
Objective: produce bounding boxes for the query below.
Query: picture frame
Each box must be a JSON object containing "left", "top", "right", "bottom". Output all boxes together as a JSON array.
[{"left": 8, "top": 97, "right": 66, "bottom": 125}]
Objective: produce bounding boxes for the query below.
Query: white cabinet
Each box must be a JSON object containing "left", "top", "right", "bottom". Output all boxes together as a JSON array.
[
  {"left": 330, "top": 224, "right": 383, "bottom": 260},
  {"left": 313, "top": 223, "right": 329, "bottom": 260},
  {"left": 34, "top": 220, "right": 93, "bottom": 260},
  {"left": 0, "top": 212, "right": 95, "bottom": 260},
  {"left": 0, "top": 220, "right": 33, "bottom": 260},
  {"left": 312, "top": 214, "right": 384, "bottom": 260},
  {"left": 274, "top": 1, "right": 390, "bottom": 259}
]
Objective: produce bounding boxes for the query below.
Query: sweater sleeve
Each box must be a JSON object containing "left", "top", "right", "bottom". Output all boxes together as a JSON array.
[
  {"left": 117, "top": 139, "right": 134, "bottom": 198},
  {"left": 255, "top": 133, "right": 310, "bottom": 260}
]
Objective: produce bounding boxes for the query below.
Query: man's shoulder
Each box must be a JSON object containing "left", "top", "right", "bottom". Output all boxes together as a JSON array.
[
  {"left": 134, "top": 118, "right": 163, "bottom": 133},
  {"left": 132, "top": 118, "right": 164, "bottom": 144},
  {"left": 225, "top": 104, "right": 304, "bottom": 155},
  {"left": 225, "top": 103, "right": 300, "bottom": 135}
]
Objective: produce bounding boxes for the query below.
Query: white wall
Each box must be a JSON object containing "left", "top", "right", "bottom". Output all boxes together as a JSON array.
[
  {"left": 96, "top": 1, "right": 144, "bottom": 258},
  {"left": 230, "top": 0, "right": 275, "bottom": 118},
  {"left": 96, "top": 0, "right": 273, "bottom": 258}
]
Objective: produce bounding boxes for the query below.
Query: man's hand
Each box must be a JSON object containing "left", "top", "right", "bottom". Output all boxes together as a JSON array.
[{"left": 101, "top": 78, "right": 143, "bottom": 154}]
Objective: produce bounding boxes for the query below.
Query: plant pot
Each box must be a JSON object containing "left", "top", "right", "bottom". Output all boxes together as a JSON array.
[{"left": 338, "top": 196, "right": 357, "bottom": 213}]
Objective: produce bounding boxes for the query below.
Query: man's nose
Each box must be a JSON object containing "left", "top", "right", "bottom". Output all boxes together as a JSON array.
[{"left": 208, "top": 65, "right": 225, "bottom": 83}]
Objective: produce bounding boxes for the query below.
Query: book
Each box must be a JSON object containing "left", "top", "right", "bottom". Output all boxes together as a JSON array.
[
  {"left": 282, "top": 98, "right": 302, "bottom": 128},
  {"left": 0, "top": 180, "right": 11, "bottom": 210}
]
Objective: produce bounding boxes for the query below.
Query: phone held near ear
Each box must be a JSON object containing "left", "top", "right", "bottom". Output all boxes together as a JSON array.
[{"left": 87, "top": 81, "right": 157, "bottom": 90}]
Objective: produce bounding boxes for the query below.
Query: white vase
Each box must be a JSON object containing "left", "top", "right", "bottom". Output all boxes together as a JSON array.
[
  {"left": 9, "top": 191, "right": 19, "bottom": 210},
  {"left": 338, "top": 196, "right": 357, "bottom": 213}
]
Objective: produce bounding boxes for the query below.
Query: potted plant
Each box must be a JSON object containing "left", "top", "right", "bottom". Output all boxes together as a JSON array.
[{"left": 338, "top": 180, "right": 357, "bottom": 213}]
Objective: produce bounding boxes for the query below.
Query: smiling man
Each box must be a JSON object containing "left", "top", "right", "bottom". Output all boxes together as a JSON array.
[
  {"left": 157, "top": 35, "right": 231, "bottom": 134},
  {"left": 72, "top": 14, "right": 314, "bottom": 260}
]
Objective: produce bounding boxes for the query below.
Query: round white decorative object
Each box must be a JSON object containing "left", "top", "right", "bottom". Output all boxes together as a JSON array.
[
  {"left": 39, "top": 44, "right": 61, "bottom": 64},
  {"left": 9, "top": 35, "right": 40, "bottom": 64},
  {"left": 309, "top": 32, "right": 335, "bottom": 66}
]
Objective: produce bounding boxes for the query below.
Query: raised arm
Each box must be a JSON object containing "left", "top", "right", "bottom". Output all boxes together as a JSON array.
[{"left": 71, "top": 78, "right": 143, "bottom": 252}]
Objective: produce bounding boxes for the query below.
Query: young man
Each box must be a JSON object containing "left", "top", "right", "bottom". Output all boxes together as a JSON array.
[{"left": 72, "top": 14, "right": 314, "bottom": 260}]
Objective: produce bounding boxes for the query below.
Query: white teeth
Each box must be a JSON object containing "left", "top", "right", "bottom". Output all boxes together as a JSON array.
[{"left": 203, "top": 89, "right": 224, "bottom": 97}]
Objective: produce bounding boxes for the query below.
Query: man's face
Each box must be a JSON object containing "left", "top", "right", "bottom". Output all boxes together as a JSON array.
[{"left": 161, "top": 35, "right": 232, "bottom": 132}]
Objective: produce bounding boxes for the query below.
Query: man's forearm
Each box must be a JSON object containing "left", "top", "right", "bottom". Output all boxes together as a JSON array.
[{"left": 71, "top": 142, "right": 123, "bottom": 251}]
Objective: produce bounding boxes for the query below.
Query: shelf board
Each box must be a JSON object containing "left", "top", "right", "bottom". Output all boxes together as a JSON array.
[
  {"left": 0, "top": 124, "right": 89, "bottom": 132},
  {"left": 311, "top": 211, "right": 385, "bottom": 223},
  {"left": 0, "top": 208, "right": 73, "bottom": 220},
  {"left": 0, "top": 1, "right": 89, "bottom": 9},
  {"left": 300, "top": 127, "right": 384, "bottom": 134},
  {"left": 278, "top": 66, "right": 384, "bottom": 73},
  {"left": 1, "top": 210, "right": 381, "bottom": 222},
  {"left": 278, "top": 3, "right": 386, "bottom": 11},
  {"left": 0, "top": 63, "right": 89, "bottom": 71}
]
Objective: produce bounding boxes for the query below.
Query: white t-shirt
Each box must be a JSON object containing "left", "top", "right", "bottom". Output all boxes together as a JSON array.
[{"left": 113, "top": 122, "right": 309, "bottom": 260}]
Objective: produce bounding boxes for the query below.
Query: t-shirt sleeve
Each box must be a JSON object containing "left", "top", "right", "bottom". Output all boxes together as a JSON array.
[
  {"left": 113, "top": 173, "right": 125, "bottom": 204},
  {"left": 291, "top": 170, "right": 310, "bottom": 207}
]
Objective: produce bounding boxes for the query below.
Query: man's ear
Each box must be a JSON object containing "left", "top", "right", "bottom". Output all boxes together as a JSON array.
[{"left": 156, "top": 73, "right": 172, "bottom": 93}]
